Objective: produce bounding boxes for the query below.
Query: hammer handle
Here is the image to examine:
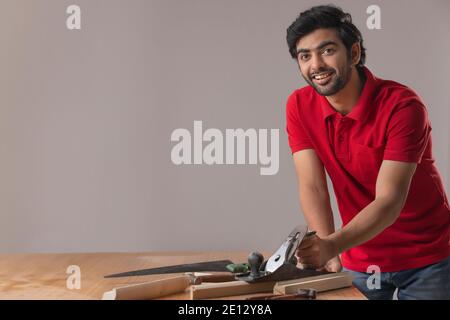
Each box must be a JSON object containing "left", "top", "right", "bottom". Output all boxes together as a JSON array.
[{"left": 195, "top": 273, "right": 236, "bottom": 283}]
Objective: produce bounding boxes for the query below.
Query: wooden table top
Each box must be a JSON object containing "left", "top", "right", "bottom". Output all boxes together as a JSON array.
[{"left": 0, "top": 252, "right": 366, "bottom": 300}]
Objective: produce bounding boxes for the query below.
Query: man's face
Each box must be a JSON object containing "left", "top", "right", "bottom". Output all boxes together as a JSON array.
[{"left": 296, "top": 28, "right": 353, "bottom": 96}]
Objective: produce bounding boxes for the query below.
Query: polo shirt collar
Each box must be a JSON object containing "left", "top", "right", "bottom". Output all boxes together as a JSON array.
[{"left": 320, "top": 67, "right": 378, "bottom": 123}]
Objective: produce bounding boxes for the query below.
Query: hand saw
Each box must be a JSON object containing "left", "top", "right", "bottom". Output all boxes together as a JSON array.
[{"left": 104, "top": 260, "right": 235, "bottom": 278}]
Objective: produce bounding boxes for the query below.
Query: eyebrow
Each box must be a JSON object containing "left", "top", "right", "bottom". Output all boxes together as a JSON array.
[{"left": 296, "top": 40, "right": 338, "bottom": 55}]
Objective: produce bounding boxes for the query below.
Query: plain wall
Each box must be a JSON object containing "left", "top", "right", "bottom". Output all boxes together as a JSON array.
[{"left": 0, "top": 0, "right": 449, "bottom": 253}]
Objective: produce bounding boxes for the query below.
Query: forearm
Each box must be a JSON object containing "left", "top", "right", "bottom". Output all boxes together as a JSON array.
[
  {"left": 299, "top": 186, "right": 335, "bottom": 238},
  {"left": 294, "top": 158, "right": 415, "bottom": 270},
  {"left": 327, "top": 197, "right": 402, "bottom": 255}
]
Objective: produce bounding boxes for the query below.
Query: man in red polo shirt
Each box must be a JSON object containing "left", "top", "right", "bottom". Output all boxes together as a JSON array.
[{"left": 285, "top": 5, "right": 450, "bottom": 299}]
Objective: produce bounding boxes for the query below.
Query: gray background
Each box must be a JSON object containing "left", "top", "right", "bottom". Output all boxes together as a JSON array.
[{"left": 1, "top": 0, "right": 449, "bottom": 253}]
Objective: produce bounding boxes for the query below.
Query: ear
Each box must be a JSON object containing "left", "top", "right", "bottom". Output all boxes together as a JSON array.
[{"left": 351, "top": 42, "right": 361, "bottom": 66}]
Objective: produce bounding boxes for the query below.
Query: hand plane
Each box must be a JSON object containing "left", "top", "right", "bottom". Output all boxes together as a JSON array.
[{"left": 235, "top": 225, "right": 329, "bottom": 283}]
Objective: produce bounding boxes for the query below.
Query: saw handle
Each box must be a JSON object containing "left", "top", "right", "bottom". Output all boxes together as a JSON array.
[{"left": 193, "top": 273, "right": 237, "bottom": 284}]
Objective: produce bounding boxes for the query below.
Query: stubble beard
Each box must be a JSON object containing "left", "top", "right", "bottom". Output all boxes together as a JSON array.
[{"left": 302, "top": 63, "right": 352, "bottom": 97}]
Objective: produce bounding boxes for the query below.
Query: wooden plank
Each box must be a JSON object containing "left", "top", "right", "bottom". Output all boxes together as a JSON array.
[
  {"left": 274, "top": 272, "right": 353, "bottom": 294},
  {"left": 190, "top": 280, "right": 276, "bottom": 300},
  {"left": 318, "top": 286, "right": 367, "bottom": 300},
  {"left": 190, "top": 272, "right": 354, "bottom": 300},
  {"left": 102, "top": 276, "right": 191, "bottom": 300}
]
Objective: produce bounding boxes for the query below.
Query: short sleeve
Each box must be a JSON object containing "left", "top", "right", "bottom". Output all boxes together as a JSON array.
[
  {"left": 383, "top": 102, "right": 431, "bottom": 163},
  {"left": 286, "top": 92, "right": 314, "bottom": 154}
]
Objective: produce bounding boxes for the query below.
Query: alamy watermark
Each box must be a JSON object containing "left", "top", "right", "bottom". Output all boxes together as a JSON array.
[
  {"left": 366, "top": 5, "right": 382, "bottom": 30},
  {"left": 366, "top": 265, "right": 381, "bottom": 290},
  {"left": 66, "top": 5, "right": 81, "bottom": 30},
  {"left": 64, "top": 4, "right": 381, "bottom": 32},
  {"left": 171, "top": 121, "right": 279, "bottom": 176},
  {"left": 66, "top": 265, "right": 81, "bottom": 290}
]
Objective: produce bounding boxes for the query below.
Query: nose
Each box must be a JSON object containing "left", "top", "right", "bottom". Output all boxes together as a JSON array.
[{"left": 310, "top": 53, "right": 326, "bottom": 74}]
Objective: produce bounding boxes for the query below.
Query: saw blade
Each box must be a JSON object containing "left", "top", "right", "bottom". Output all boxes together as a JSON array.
[{"left": 104, "top": 259, "right": 235, "bottom": 278}]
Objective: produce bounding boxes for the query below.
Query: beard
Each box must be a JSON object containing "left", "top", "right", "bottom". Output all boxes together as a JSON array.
[{"left": 301, "top": 62, "right": 352, "bottom": 97}]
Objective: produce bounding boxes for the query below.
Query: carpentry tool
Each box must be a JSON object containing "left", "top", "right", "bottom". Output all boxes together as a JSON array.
[
  {"left": 102, "top": 272, "right": 237, "bottom": 300},
  {"left": 104, "top": 226, "right": 312, "bottom": 279},
  {"left": 190, "top": 226, "right": 350, "bottom": 299},
  {"left": 104, "top": 260, "right": 236, "bottom": 278},
  {"left": 235, "top": 225, "right": 328, "bottom": 283}
]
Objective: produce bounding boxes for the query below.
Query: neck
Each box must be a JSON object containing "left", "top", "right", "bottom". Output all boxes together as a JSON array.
[{"left": 326, "top": 67, "right": 364, "bottom": 115}]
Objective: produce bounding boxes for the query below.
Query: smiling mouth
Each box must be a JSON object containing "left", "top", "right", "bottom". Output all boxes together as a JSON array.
[{"left": 311, "top": 71, "right": 334, "bottom": 85}]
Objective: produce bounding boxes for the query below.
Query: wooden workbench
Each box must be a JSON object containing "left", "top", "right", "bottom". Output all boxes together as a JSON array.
[{"left": 0, "top": 252, "right": 366, "bottom": 300}]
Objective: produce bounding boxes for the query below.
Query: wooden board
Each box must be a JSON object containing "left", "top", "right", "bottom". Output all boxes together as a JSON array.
[
  {"left": 191, "top": 280, "right": 276, "bottom": 300},
  {"left": 191, "top": 272, "right": 354, "bottom": 300},
  {"left": 103, "top": 275, "right": 191, "bottom": 300},
  {"left": 274, "top": 272, "right": 353, "bottom": 294}
]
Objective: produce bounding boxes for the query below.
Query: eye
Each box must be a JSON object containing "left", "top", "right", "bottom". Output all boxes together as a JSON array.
[
  {"left": 298, "top": 53, "right": 310, "bottom": 61},
  {"left": 322, "top": 48, "right": 335, "bottom": 55}
]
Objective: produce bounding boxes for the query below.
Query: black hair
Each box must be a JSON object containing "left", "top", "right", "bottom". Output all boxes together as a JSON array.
[{"left": 286, "top": 4, "right": 366, "bottom": 68}]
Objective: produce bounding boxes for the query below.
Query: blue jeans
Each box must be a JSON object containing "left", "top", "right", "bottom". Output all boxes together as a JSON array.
[{"left": 343, "top": 256, "right": 450, "bottom": 300}]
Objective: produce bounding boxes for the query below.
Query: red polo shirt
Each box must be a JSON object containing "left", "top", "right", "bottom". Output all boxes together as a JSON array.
[{"left": 286, "top": 67, "right": 450, "bottom": 272}]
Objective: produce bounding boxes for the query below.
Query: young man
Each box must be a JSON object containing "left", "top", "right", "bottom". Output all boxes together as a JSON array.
[{"left": 285, "top": 5, "right": 450, "bottom": 300}]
